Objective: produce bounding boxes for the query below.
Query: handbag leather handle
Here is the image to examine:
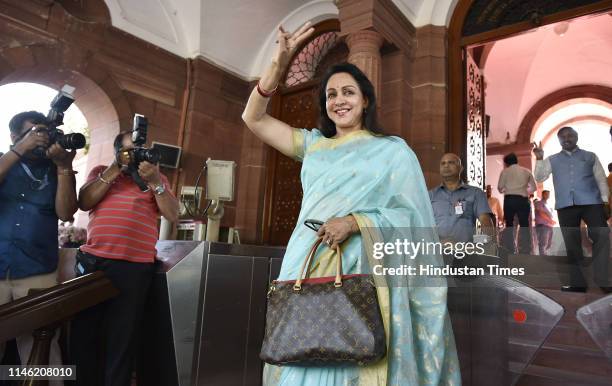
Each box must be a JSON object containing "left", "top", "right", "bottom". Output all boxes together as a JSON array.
[
  {"left": 293, "top": 238, "right": 323, "bottom": 291},
  {"left": 294, "top": 237, "right": 343, "bottom": 291}
]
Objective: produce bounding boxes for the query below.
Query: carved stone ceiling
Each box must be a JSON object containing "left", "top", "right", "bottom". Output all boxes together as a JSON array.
[{"left": 102, "top": 0, "right": 451, "bottom": 80}]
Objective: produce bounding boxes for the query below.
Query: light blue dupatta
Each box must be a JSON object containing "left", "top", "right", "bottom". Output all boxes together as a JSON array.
[{"left": 263, "top": 129, "right": 461, "bottom": 386}]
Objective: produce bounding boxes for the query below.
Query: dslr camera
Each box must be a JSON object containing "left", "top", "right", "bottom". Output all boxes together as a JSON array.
[
  {"left": 121, "top": 114, "right": 161, "bottom": 191},
  {"left": 130, "top": 115, "right": 161, "bottom": 165},
  {"left": 33, "top": 85, "right": 87, "bottom": 157}
]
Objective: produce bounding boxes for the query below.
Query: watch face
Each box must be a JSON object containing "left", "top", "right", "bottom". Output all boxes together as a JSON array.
[{"left": 154, "top": 184, "right": 165, "bottom": 194}]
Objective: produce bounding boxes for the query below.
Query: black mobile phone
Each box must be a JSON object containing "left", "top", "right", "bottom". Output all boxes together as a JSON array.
[{"left": 304, "top": 219, "right": 324, "bottom": 232}]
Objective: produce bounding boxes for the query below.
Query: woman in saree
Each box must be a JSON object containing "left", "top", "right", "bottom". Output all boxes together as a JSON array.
[{"left": 242, "top": 22, "right": 461, "bottom": 386}]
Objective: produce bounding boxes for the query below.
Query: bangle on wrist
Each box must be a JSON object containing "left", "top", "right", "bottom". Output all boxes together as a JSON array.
[
  {"left": 98, "top": 172, "right": 113, "bottom": 185},
  {"left": 256, "top": 81, "right": 278, "bottom": 98},
  {"left": 58, "top": 168, "right": 77, "bottom": 176},
  {"left": 347, "top": 214, "right": 359, "bottom": 233},
  {"left": 10, "top": 149, "right": 23, "bottom": 159}
]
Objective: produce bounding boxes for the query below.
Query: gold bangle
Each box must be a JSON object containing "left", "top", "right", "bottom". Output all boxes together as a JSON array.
[
  {"left": 58, "top": 168, "right": 77, "bottom": 176},
  {"left": 98, "top": 172, "right": 113, "bottom": 185}
]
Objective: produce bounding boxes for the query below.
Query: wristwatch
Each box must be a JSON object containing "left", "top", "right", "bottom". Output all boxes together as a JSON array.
[{"left": 153, "top": 183, "right": 166, "bottom": 195}]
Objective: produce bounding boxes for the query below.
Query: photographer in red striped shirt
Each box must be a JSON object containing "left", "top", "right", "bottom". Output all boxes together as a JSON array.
[{"left": 70, "top": 131, "right": 178, "bottom": 386}]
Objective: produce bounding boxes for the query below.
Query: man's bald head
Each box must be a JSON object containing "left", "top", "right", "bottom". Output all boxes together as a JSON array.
[
  {"left": 440, "top": 153, "right": 463, "bottom": 180},
  {"left": 441, "top": 153, "right": 462, "bottom": 166}
]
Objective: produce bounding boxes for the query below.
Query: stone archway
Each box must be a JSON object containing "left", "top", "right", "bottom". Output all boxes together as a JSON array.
[
  {"left": 0, "top": 41, "right": 133, "bottom": 227},
  {"left": 0, "top": 48, "right": 132, "bottom": 171},
  {"left": 516, "top": 84, "right": 612, "bottom": 144}
]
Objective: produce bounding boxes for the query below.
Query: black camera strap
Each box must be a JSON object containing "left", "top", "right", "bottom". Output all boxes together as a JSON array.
[{"left": 127, "top": 163, "right": 150, "bottom": 192}]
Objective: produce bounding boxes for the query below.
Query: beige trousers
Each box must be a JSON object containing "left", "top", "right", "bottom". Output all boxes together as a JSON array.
[{"left": 0, "top": 270, "right": 64, "bottom": 386}]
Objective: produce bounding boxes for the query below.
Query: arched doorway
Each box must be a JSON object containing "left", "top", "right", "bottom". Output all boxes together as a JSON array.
[
  {"left": 0, "top": 65, "right": 124, "bottom": 170},
  {"left": 262, "top": 19, "right": 347, "bottom": 245},
  {"left": 517, "top": 85, "right": 612, "bottom": 144},
  {"left": 447, "top": 0, "right": 612, "bottom": 186},
  {"left": 529, "top": 94, "right": 612, "bottom": 207},
  {"left": 448, "top": 4, "right": 612, "bottom": 384},
  {"left": 0, "top": 83, "right": 87, "bottom": 153},
  {"left": 0, "top": 64, "right": 123, "bottom": 226},
  {"left": 0, "top": 82, "right": 91, "bottom": 227}
]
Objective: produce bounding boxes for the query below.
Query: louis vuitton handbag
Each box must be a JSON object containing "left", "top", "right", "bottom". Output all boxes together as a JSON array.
[{"left": 260, "top": 237, "right": 386, "bottom": 365}]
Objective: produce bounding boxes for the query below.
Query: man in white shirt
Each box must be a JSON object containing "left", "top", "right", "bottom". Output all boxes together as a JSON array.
[
  {"left": 533, "top": 126, "right": 610, "bottom": 292},
  {"left": 497, "top": 152, "right": 536, "bottom": 254}
]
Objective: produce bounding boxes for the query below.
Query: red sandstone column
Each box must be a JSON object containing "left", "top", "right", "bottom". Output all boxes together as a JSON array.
[{"left": 345, "top": 30, "right": 384, "bottom": 106}]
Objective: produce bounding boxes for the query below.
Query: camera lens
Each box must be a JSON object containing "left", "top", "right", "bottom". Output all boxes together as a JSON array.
[
  {"left": 58, "top": 133, "right": 86, "bottom": 150},
  {"left": 144, "top": 148, "right": 161, "bottom": 164}
]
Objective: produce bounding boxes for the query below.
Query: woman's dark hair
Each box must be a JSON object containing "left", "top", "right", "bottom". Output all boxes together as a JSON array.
[
  {"left": 318, "top": 63, "right": 383, "bottom": 137},
  {"left": 8, "top": 111, "right": 46, "bottom": 134},
  {"left": 503, "top": 152, "right": 518, "bottom": 166}
]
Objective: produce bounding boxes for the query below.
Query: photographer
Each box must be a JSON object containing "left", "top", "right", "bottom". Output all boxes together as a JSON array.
[
  {"left": 71, "top": 131, "right": 178, "bottom": 386},
  {"left": 0, "top": 111, "right": 77, "bottom": 375}
]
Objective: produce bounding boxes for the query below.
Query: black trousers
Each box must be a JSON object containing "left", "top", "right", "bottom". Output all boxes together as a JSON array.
[
  {"left": 502, "top": 195, "right": 532, "bottom": 254},
  {"left": 557, "top": 204, "right": 610, "bottom": 287},
  {"left": 69, "top": 251, "right": 154, "bottom": 386}
]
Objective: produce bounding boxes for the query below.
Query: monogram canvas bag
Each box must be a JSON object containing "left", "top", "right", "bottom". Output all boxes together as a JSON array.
[{"left": 260, "top": 238, "right": 386, "bottom": 365}]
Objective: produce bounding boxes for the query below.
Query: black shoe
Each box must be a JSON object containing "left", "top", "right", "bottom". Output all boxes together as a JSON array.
[
  {"left": 599, "top": 287, "right": 612, "bottom": 294},
  {"left": 561, "top": 286, "right": 587, "bottom": 293}
]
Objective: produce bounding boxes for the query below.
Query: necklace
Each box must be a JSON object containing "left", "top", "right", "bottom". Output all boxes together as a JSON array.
[{"left": 20, "top": 162, "right": 50, "bottom": 191}]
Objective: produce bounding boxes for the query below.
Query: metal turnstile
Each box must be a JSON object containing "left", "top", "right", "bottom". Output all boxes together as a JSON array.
[
  {"left": 139, "top": 245, "right": 564, "bottom": 386},
  {"left": 447, "top": 255, "right": 565, "bottom": 386},
  {"left": 138, "top": 240, "right": 204, "bottom": 386},
  {"left": 577, "top": 294, "right": 612, "bottom": 362},
  {"left": 138, "top": 241, "right": 284, "bottom": 386}
]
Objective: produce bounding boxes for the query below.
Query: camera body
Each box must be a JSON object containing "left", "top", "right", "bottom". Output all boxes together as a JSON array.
[
  {"left": 130, "top": 115, "right": 161, "bottom": 165},
  {"left": 132, "top": 147, "right": 161, "bottom": 164},
  {"left": 124, "top": 114, "right": 161, "bottom": 192},
  {"left": 33, "top": 85, "right": 86, "bottom": 157}
]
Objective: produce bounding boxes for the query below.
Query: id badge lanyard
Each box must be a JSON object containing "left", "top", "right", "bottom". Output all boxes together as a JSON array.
[
  {"left": 454, "top": 200, "right": 464, "bottom": 215},
  {"left": 20, "top": 162, "right": 50, "bottom": 191}
]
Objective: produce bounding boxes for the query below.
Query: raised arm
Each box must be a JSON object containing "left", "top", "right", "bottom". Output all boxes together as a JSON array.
[
  {"left": 0, "top": 127, "right": 49, "bottom": 184},
  {"left": 532, "top": 141, "right": 551, "bottom": 182},
  {"left": 79, "top": 163, "right": 121, "bottom": 211},
  {"left": 47, "top": 144, "right": 78, "bottom": 222},
  {"left": 138, "top": 161, "right": 179, "bottom": 223},
  {"left": 241, "top": 22, "right": 314, "bottom": 157}
]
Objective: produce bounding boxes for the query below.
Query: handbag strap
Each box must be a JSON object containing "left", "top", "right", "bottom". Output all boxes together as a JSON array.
[{"left": 294, "top": 237, "right": 343, "bottom": 291}]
